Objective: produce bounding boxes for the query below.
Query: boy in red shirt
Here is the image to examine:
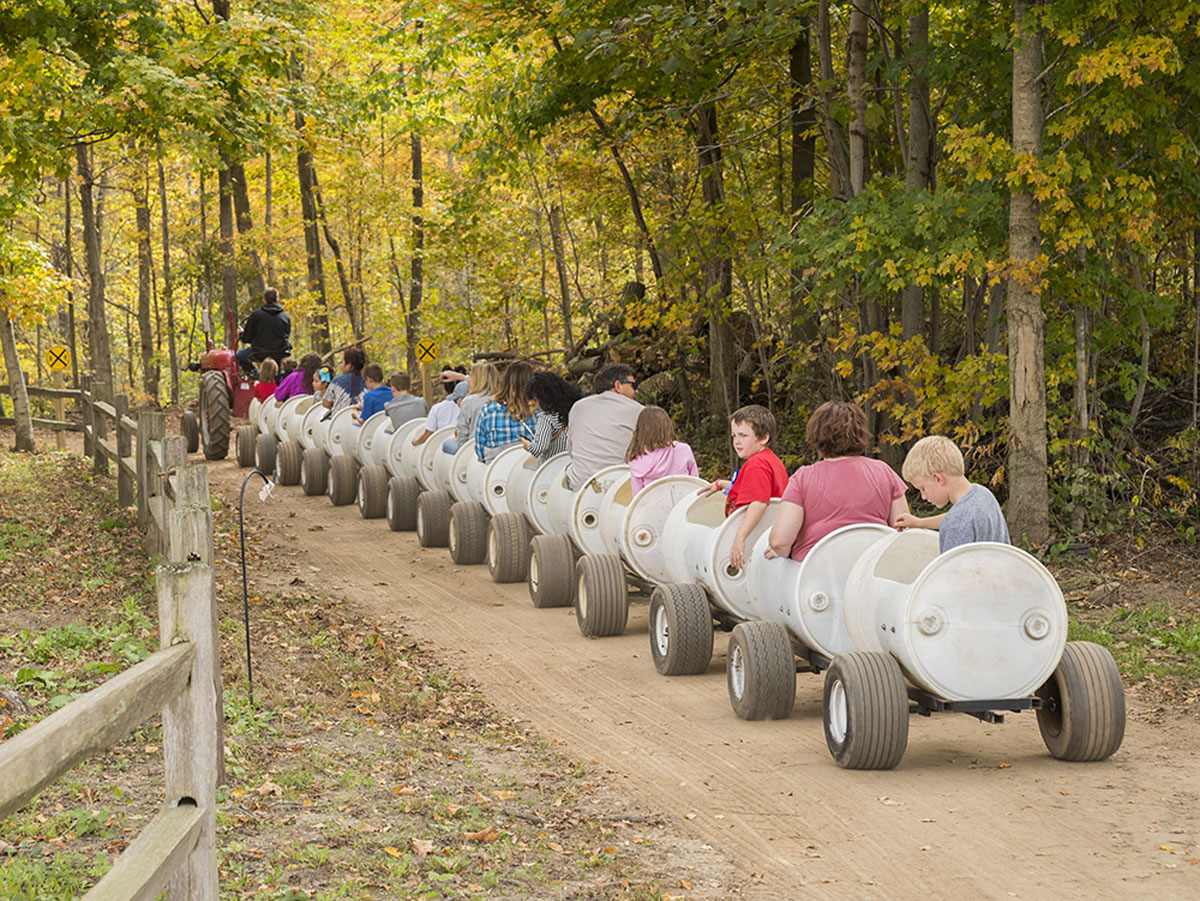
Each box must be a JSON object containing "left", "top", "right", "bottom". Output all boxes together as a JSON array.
[{"left": 698, "top": 405, "right": 788, "bottom": 569}]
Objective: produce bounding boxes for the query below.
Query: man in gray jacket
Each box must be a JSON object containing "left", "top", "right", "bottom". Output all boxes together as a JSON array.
[{"left": 565, "top": 363, "right": 643, "bottom": 488}]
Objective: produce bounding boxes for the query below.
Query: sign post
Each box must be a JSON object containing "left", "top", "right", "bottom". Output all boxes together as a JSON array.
[
  {"left": 45, "top": 344, "right": 71, "bottom": 451},
  {"left": 415, "top": 338, "right": 439, "bottom": 406}
]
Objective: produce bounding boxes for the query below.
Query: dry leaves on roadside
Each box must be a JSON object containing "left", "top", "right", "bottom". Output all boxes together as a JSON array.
[
  {"left": 464, "top": 826, "right": 500, "bottom": 843},
  {"left": 412, "top": 838, "right": 434, "bottom": 857}
]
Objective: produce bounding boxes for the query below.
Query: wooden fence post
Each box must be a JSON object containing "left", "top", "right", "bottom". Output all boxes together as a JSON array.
[
  {"left": 81, "top": 375, "right": 93, "bottom": 459},
  {"left": 92, "top": 379, "right": 109, "bottom": 477},
  {"left": 137, "top": 412, "right": 166, "bottom": 532},
  {"left": 156, "top": 562, "right": 219, "bottom": 901},
  {"left": 116, "top": 395, "right": 132, "bottom": 508}
]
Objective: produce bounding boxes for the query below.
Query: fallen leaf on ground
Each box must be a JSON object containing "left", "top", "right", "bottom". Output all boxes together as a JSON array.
[
  {"left": 384, "top": 846, "right": 402, "bottom": 858},
  {"left": 412, "top": 838, "right": 433, "bottom": 857},
  {"left": 464, "top": 826, "right": 500, "bottom": 843},
  {"left": 493, "top": 790, "right": 516, "bottom": 801},
  {"left": 392, "top": 785, "right": 417, "bottom": 796},
  {"left": 256, "top": 781, "right": 283, "bottom": 796}
]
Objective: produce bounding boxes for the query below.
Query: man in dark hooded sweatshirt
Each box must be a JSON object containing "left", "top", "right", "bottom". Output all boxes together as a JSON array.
[{"left": 236, "top": 287, "right": 292, "bottom": 374}]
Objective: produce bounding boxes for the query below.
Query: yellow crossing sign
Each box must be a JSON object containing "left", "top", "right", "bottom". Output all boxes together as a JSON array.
[
  {"left": 45, "top": 344, "right": 71, "bottom": 372},
  {"left": 415, "top": 339, "right": 439, "bottom": 363}
]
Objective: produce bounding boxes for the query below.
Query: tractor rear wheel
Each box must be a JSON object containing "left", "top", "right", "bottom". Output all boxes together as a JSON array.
[{"left": 199, "top": 371, "right": 231, "bottom": 460}]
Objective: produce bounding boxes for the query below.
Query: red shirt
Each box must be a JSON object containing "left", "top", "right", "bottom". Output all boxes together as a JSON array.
[
  {"left": 253, "top": 381, "right": 277, "bottom": 402},
  {"left": 725, "top": 447, "right": 788, "bottom": 515}
]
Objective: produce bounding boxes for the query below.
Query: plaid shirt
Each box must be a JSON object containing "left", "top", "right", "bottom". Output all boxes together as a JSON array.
[{"left": 474, "top": 401, "right": 536, "bottom": 461}]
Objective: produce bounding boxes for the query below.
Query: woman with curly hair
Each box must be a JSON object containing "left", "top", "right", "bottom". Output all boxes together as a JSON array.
[
  {"left": 274, "top": 352, "right": 323, "bottom": 402},
  {"left": 524, "top": 370, "right": 583, "bottom": 460}
]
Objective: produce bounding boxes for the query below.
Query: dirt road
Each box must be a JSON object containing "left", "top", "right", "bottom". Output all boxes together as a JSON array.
[{"left": 207, "top": 457, "right": 1200, "bottom": 899}]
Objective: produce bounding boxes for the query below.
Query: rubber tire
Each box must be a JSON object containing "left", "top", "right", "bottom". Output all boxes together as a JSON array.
[
  {"left": 448, "top": 501, "right": 489, "bottom": 565},
  {"left": 256, "top": 432, "right": 277, "bottom": 475},
  {"left": 528, "top": 534, "right": 575, "bottom": 608},
  {"left": 649, "top": 583, "right": 714, "bottom": 676},
  {"left": 386, "top": 476, "right": 421, "bottom": 532},
  {"left": 235, "top": 424, "right": 257, "bottom": 468},
  {"left": 199, "top": 370, "right": 230, "bottom": 460},
  {"left": 727, "top": 621, "right": 796, "bottom": 721},
  {"left": 300, "top": 448, "right": 329, "bottom": 496},
  {"left": 357, "top": 464, "right": 389, "bottom": 519},
  {"left": 328, "top": 454, "right": 359, "bottom": 506},
  {"left": 823, "top": 651, "right": 910, "bottom": 770},
  {"left": 181, "top": 411, "right": 200, "bottom": 454},
  {"left": 487, "top": 513, "right": 530, "bottom": 583},
  {"left": 1036, "top": 641, "right": 1126, "bottom": 762},
  {"left": 275, "top": 440, "right": 303, "bottom": 486},
  {"left": 416, "top": 490, "right": 453, "bottom": 547},
  {"left": 575, "top": 554, "right": 628, "bottom": 638}
]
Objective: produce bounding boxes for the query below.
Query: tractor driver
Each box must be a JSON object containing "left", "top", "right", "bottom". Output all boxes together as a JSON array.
[{"left": 236, "top": 286, "right": 292, "bottom": 375}]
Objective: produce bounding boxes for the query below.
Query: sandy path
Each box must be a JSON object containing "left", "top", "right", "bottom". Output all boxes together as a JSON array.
[{"left": 207, "top": 456, "right": 1200, "bottom": 899}]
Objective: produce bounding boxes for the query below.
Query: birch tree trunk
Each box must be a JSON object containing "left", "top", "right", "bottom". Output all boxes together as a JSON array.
[{"left": 1006, "top": 0, "right": 1050, "bottom": 545}]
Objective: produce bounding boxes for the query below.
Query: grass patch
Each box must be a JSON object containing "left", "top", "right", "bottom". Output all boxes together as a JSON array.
[{"left": 1070, "top": 602, "right": 1200, "bottom": 686}]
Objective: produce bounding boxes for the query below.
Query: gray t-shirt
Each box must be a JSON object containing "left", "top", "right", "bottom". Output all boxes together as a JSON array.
[
  {"left": 565, "top": 391, "right": 643, "bottom": 488},
  {"left": 384, "top": 393, "right": 428, "bottom": 428},
  {"left": 457, "top": 393, "right": 489, "bottom": 442},
  {"left": 939, "top": 483, "right": 1010, "bottom": 552}
]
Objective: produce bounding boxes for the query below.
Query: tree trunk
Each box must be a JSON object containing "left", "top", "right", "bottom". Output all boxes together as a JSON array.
[
  {"left": 311, "top": 171, "right": 361, "bottom": 342},
  {"left": 1192, "top": 227, "right": 1199, "bottom": 430},
  {"left": 217, "top": 166, "right": 238, "bottom": 348},
  {"left": 225, "top": 157, "right": 267, "bottom": 299},
  {"left": 1006, "top": 0, "right": 1049, "bottom": 546},
  {"left": 901, "top": 6, "right": 932, "bottom": 341},
  {"left": 847, "top": 5, "right": 869, "bottom": 197},
  {"left": 157, "top": 145, "right": 179, "bottom": 403},
  {"left": 134, "top": 169, "right": 159, "bottom": 404},
  {"left": 265, "top": 110, "right": 275, "bottom": 283},
  {"left": 293, "top": 54, "right": 332, "bottom": 355},
  {"left": 1071, "top": 301, "right": 1091, "bottom": 532},
  {"left": 548, "top": 204, "right": 574, "bottom": 349},
  {"left": 75, "top": 143, "right": 113, "bottom": 394},
  {"left": 790, "top": 19, "right": 817, "bottom": 343},
  {"left": 64, "top": 173, "right": 80, "bottom": 386},
  {"left": 817, "top": 0, "right": 849, "bottom": 199},
  {"left": 696, "top": 101, "right": 737, "bottom": 421},
  {"left": 0, "top": 303, "right": 35, "bottom": 452}
]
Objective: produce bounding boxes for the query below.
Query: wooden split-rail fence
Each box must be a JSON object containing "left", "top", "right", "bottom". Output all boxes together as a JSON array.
[{"left": 0, "top": 409, "right": 223, "bottom": 898}]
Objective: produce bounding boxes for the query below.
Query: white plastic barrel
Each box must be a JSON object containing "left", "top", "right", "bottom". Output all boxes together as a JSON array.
[
  {"left": 662, "top": 493, "right": 781, "bottom": 622},
  {"left": 571, "top": 465, "right": 630, "bottom": 557},
  {"left": 248, "top": 397, "right": 263, "bottom": 431},
  {"left": 483, "top": 446, "right": 537, "bottom": 517},
  {"left": 619, "top": 476, "right": 708, "bottom": 583},
  {"left": 746, "top": 523, "right": 894, "bottom": 659},
  {"left": 384, "top": 420, "right": 426, "bottom": 477},
  {"left": 261, "top": 398, "right": 282, "bottom": 436},
  {"left": 525, "top": 454, "right": 570, "bottom": 535},
  {"left": 274, "top": 395, "right": 307, "bottom": 443},
  {"left": 431, "top": 437, "right": 456, "bottom": 492},
  {"left": 395, "top": 421, "right": 430, "bottom": 477},
  {"left": 464, "top": 452, "right": 489, "bottom": 503},
  {"left": 282, "top": 396, "right": 316, "bottom": 445},
  {"left": 449, "top": 441, "right": 477, "bottom": 502},
  {"left": 353, "top": 411, "right": 389, "bottom": 464},
  {"left": 302, "top": 403, "right": 331, "bottom": 453},
  {"left": 326, "top": 407, "right": 359, "bottom": 458},
  {"left": 843, "top": 531, "right": 1068, "bottom": 701},
  {"left": 598, "top": 476, "right": 633, "bottom": 556},
  {"left": 417, "top": 426, "right": 456, "bottom": 490}
]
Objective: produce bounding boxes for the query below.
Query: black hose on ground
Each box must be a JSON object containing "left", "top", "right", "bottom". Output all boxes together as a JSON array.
[{"left": 237, "top": 468, "right": 274, "bottom": 706}]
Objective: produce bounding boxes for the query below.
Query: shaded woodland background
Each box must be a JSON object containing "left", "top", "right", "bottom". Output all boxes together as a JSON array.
[{"left": 1, "top": 0, "right": 1198, "bottom": 547}]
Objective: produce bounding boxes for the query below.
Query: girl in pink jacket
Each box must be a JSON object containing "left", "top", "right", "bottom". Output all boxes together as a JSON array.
[{"left": 625, "top": 406, "right": 698, "bottom": 493}]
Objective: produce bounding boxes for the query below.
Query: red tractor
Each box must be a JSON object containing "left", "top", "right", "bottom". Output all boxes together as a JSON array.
[{"left": 180, "top": 310, "right": 264, "bottom": 460}]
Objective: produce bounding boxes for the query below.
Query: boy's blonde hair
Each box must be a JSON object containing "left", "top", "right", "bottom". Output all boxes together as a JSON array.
[{"left": 902, "top": 435, "right": 965, "bottom": 481}]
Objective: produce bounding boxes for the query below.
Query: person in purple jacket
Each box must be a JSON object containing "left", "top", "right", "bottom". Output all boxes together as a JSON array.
[
  {"left": 625, "top": 406, "right": 698, "bottom": 493},
  {"left": 273, "top": 353, "right": 323, "bottom": 402}
]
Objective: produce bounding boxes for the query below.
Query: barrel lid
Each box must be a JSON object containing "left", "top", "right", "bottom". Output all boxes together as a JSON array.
[
  {"left": 571, "top": 464, "right": 631, "bottom": 557},
  {"left": 448, "top": 440, "right": 477, "bottom": 502},
  {"left": 904, "top": 542, "right": 1067, "bottom": 700},
  {"left": 327, "top": 407, "right": 357, "bottom": 457},
  {"left": 525, "top": 453, "right": 570, "bottom": 535},
  {"left": 417, "top": 427, "right": 456, "bottom": 490},
  {"left": 483, "top": 445, "right": 530, "bottom": 516},
  {"left": 622, "top": 476, "right": 708, "bottom": 583}
]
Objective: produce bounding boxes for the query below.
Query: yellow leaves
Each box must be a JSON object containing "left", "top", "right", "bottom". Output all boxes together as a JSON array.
[{"left": 384, "top": 846, "right": 403, "bottom": 858}]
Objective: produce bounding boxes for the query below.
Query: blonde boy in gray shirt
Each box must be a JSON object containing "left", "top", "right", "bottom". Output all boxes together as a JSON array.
[{"left": 896, "top": 436, "right": 1010, "bottom": 552}]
